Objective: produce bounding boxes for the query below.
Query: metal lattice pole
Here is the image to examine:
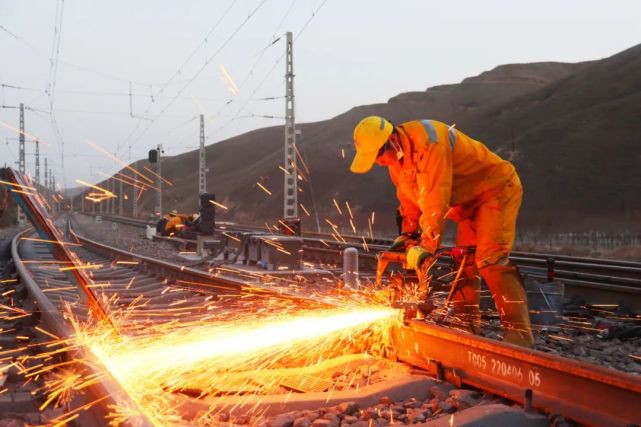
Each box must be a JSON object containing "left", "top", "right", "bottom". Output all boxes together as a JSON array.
[
  {"left": 44, "top": 158, "right": 48, "bottom": 211},
  {"left": 111, "top": 178, "right": 115, "bottom": 214},
  {"left": 155, "top": 145, "right": 162, "bottom": 217},
  {"left": 17, "top": 103, "right": 26, "bottom": 225},
  {"left": 283, "top": 31, "right": 298, "bottom": 219},
  {"left": 132, "top": 161, "right": 138, "bottom": 217},
  {"left": 119, "top": 178, "right": 123, "bottom": 216},
  {"left": 199, "top": 114, "right": 206, "bottom": 194},
  {"left": 35, "top": 139, "right": 40, "bottom": 185},
  {"left": 51, "top": 173, "right": 56, "bottom": 214}
]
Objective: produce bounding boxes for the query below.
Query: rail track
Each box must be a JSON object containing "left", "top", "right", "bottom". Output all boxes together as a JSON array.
[
  {"left": 97, "top": 213, "right": 641, "bottom": 311},
  {"left": 2, "top": 168, "right": 641, "bottom": 426},
  {"left": 10, "top": 216, "right": 641, "bottom": 426}
]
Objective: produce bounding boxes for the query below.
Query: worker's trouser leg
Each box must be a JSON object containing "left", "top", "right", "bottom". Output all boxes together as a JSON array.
[
  {"left": 480, "top": 262, "right": 534, "bottom": 347},
  {"left": 449, "top": 264, "right": 481, "bottom": 334},
  {"left": 455, "top": 174, "right": 533, "bottom": 346},
  {"left": 453, "top": 220, "right": 481, "bottom": 334}
]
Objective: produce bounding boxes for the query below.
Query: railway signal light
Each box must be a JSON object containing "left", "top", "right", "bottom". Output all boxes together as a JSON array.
[{"left": 148, "top": 149, "right": 158, "bottom": 163}]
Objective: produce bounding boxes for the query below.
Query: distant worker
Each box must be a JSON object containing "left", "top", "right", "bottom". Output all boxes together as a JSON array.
[
  {"left": 350, "top": 116, "right": 534, "bottom": 347},
  {"left": 163, "top": 210, "right": 183, "bottom": 236}
]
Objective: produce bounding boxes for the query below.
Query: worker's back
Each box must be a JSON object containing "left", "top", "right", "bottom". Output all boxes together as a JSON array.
[{"left": 400, "top": 120, "right": 516, "bottom": 206}]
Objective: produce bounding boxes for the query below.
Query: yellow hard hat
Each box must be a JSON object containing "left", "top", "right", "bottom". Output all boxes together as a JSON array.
[
  {"left": 350, "top": 116, "right": 393, "bottom": 174},
  {"left": 170, "top": 209, "right": 178, "bottom": 216}
]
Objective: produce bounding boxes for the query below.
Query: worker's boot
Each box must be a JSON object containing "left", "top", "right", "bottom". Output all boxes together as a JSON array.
[
  {"left": 480, "top": 262, "right": 534, "bottom": 347},
  {"left": 450, "top": 265, "right": 481, "bottom": 334}
]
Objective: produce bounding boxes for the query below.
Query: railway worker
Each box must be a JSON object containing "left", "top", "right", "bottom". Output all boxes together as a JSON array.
[
  {"left": 350, "top": 116, "right": 534, "bottom": 347},
  {"left": 164, "top": 210, "right": 184, "bottom": 236}
]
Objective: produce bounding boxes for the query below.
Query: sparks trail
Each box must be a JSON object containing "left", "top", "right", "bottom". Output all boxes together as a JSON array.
[{"left": 13, "top": 214, "right": 399, "bottom": 425}]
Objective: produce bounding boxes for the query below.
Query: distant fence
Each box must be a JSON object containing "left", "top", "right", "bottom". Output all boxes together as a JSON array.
[{"left": 514, "top": 231, "right": 641, "bottom": 251}]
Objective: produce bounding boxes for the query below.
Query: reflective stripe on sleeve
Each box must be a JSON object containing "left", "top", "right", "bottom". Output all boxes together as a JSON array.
[
  {"left": 448, "top": 128, "right": 456, "bottom": 150},
  {"left": 420, "top": 120, "right": 438, "bottom": 143}
]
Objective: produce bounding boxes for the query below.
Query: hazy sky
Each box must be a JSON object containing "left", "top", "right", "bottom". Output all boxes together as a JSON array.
[{"left": 1, "top": 0, "right": 640, "bottom": 187}]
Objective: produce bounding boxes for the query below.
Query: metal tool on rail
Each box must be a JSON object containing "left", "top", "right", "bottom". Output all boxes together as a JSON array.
[{"left": 376, "top": 242, "right": 476, "bottom": 321}]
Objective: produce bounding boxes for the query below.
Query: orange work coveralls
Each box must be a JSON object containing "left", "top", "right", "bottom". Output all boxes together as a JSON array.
[
  {"left": 388, "top": 119, "right": 533, "bottom": 346},
  {"left": 164, "top": 215, "right": 184, "bottom": 235}
]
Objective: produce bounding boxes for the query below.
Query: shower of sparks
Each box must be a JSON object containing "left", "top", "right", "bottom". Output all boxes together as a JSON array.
[
  {"left": 256, "top": 182, "right": 272, "bottom": 196},
  {"left": 0, "top": 120, "right": 51, "bottom": 145},
  {"left": 345, "top": 201, "right": 354, "bottom": 219},
  {"left": 219, "top": 64, "right": 240, "bottom": 95},
  {"left": 0, "top": 179, "right": 37, "bottom": 191},
  {"left": 20, "top": 237, "right": 81, "bottom": 247},
  {"left": 209, "top": 200, "right": 228, "bottom": 210},
  {"left": 32, "top": 299, "right": 399, "bottom": 425},
  {"left": 85, "top": 140, "right": 154, "bottom": 184},
  {"left": 299, "top": 203, "right": 311, "bottom": 217},
  {"left": 76, "top": 179, "right": 117, "bottom": 203},
  {"left": 142, "top": 166, "right": 173, "bottom": 186},
  {"left": 332, "top": 199, "right": 343, "bottom": 215}
]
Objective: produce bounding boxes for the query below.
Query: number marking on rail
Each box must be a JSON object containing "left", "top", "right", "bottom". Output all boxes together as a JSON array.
[{"left": 467, "top": 350, "right": 542, "bottom": 388}]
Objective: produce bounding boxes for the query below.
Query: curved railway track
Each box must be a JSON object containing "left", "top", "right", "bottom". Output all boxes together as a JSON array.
[
  {"left": 11, "top": 221, "right": 641, "bottom": 427},
  {"left": 12, "top": 222, "right": 328, "bottom": 426},
  {"left": 2, "top": 161, "right": 639, "bottom": 427}
]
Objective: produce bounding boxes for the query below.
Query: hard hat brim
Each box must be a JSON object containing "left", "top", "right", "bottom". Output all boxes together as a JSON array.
[{"left": 350, "top": 150, "right": 378, "bottom": 174}]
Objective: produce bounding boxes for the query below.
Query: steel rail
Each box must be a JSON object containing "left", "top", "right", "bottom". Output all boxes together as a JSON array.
[
  {"left": 26, "top": 213, "right": 641, "bottom": 426},
  {"left": 66, "top": 222, "right": 641, "bottom": 426},
  {"left": 89, "top": 214, "right": 641, "bottom": 311},
  {"left": 97, "top": 213, "right": 641, "bottom": 271},
  {"left": 392, "top": 319, "right": 641, "bottom": 427},
  {"left": 95, "top": 215, "right": 641, "bottom": 268},
  {"left": 70, "top": 227, "right": 332, "bottom": 309},
  {"left": 12, "top": 229, "right": 154, "bottom": 427}
]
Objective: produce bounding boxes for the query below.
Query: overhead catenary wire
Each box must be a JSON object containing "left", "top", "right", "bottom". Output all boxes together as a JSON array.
[
  {"left": 45, "top": 0, "right": 67, "bottom": 187},
  {"left": 215, "top": 0, "right": 330, "bottom": 134},
  {"left": 117, "top": 0, "right": 243, "bottom": 156},
  {"left": 2, "top": 1, "right": 328, "bottom": 186},
  {"left": 126, "top": 0, "right": 269, "bottom": 150},
  {"left": 156, "top": 0, "right": 330, "bottom": 171}
]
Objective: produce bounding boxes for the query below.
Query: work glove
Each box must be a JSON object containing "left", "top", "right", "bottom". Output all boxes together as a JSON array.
[
  {"left": 406, "top": 245, "right": 432, "bottom": 271},
  {"left": 389, "top": 232, "right": 419, "bottom": 252}
]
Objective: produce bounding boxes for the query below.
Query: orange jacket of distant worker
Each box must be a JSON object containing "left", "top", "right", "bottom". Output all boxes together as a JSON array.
[
  {"left": 165, "top": 215, "right": 184, "bottom": 234},
  {"left": 385, "top": 119, "right": 519, "bottom": 267}
]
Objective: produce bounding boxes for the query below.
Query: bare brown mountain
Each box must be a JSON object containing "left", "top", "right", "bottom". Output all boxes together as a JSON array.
[{"left": 93, "top": 44, "right": 640, "bottom": 235}]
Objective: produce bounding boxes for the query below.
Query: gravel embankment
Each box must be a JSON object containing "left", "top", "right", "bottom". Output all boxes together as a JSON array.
[
  {"left": 71, "top": 213, "right": 183, "bottom": 263},
  {"left": 479, "top": 317, "right": 641, "bottom": 375},
  {"left": 201, "top": 382, "right": 519, "bottom": 426}
]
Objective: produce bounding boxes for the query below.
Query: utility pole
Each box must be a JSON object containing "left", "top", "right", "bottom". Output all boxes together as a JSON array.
[
  {"left": 51, "top": 173, "right": 56, "bottom": 214},
  {"left": 283, "top": 31, "right": 298, "bottom": 220},
  {"left": 132, "top": 161, "right": 138, "bottom": 217},
  {"left": 111, "top": 178, "right": 115, "bottom": 214},
  {"left": 35, "top": 139, "right": 40, "bottom": 185},
  {"left": 44, "top": 158, "right": 48, "bottom": 211},
  {"left": 17, "top": 103, "right": 26, "bottom": 225},
  {"left": 118, "top": 179, "right": 123, "bottom": 215},
  {"left": 199, "top": 114, "right": 206, "bottom": 194},
  {"left": 155, "top": 144, "right": 162, "bottom": 217}
]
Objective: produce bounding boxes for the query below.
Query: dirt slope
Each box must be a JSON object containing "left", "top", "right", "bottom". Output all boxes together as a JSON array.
[{"left": 87, "top": 45, "right": 641, "bottom": 235}]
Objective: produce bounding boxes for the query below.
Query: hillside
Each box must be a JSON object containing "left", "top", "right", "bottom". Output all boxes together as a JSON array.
[{"left": 91, "top": 45, "right": 640, "bottom": 236}]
